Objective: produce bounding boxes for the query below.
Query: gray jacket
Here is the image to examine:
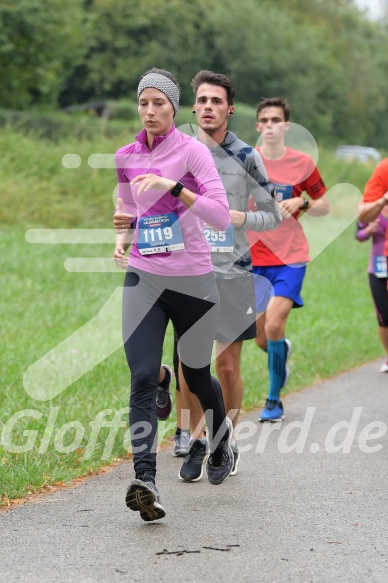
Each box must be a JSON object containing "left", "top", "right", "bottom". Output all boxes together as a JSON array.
[{"left": 207, "top": 131, "right": 281, "bottom": 278}]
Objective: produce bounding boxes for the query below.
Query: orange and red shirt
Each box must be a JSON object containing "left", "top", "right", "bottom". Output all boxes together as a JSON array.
[
  {"left": 248, "top": 147, "right": 326, "bottom": 266},
  {"left": 362, "top": 158, "right": 388, "bottom": 257}
]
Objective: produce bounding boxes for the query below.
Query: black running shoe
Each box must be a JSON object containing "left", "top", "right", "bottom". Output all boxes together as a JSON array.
[
  {"left": 126, "top": 478, "right": 165, "bottom": 521},
  {"left": 156, "top": 365, "right": 173, "bottom": 421},
  {"left": 178, "top": 439, "right": 208, "bottom": 482},
  {"left": 206, "top": 417, "right": 233, "bottom": 485}
]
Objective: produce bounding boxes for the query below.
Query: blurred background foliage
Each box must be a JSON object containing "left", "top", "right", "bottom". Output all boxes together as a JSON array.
[{"left": 1, "top": 0, "right": 388, "bottom": 146}]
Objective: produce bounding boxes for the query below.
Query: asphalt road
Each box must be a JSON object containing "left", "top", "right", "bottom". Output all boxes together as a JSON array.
[{"left": 1, "top": 360, "right": 388, "bottom": 582}]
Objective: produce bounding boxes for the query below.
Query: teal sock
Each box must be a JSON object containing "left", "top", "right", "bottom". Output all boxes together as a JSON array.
[{"left": 267, "top": 338, "right": 286, "bottom": 402}]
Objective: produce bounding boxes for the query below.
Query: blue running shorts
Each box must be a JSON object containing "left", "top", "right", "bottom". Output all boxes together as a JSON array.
[{"left": 252, "top": 264, "right": 307, "bottom": 312}]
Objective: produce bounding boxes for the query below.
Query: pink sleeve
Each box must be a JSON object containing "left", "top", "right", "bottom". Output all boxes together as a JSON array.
[
  {"left": 356, "top": 221, "right": 370, "bottom": 242},
  {"left": 187, "top": 143, "right": 230, "bottom": 230}
]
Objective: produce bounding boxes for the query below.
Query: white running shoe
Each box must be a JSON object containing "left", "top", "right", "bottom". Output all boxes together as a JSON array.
[{"left": 380, "top": 362, "right": 388, "bottom": 373}]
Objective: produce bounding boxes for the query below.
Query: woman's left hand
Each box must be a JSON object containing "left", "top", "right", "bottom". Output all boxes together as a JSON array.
[{"left": 131, "top": 174, "right": 175, "bottom": 196}]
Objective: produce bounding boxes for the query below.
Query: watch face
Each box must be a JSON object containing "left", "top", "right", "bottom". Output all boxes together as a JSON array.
[{"left": 171, "top": 181, "right": 184, "bottom": 197}]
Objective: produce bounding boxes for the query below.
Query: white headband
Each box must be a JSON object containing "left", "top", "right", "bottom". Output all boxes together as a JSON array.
[{"left": 137, "top": 73, "right": 180, "bottom": 114}]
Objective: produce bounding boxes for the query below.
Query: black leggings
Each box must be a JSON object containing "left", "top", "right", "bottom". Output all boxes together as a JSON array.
[
  {"left": 122, "top": 268, "right": 226, "bottom": 477},
  {"left": 369, "top": 273, "right": 388, "bottom": 327},
  {"left": 173, "top": 328, "right": 180, "bottom": 391}
]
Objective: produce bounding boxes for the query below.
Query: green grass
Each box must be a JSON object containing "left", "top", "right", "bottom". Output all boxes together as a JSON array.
[
  {"left": 0, "top": 129, "right": 129, "bottom": 228},
  {"left": 241, "top": 221, "right": 382, "bottom": 408},
  {"left": 0, "top": 127, "right": 384, "bottom": 504}
]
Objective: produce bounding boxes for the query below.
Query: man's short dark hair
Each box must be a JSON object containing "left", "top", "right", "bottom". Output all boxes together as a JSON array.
[
  {"left": 256, "top": 97, "right": 291, "bottom": 122},
  {"left": 191, "top": 70, "right": 235, "bottom": 106}
]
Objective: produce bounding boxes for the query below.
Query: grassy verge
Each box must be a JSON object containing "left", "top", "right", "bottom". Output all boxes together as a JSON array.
[
  {"left": 0, "top": 128, "right": 383, "bottom": 504},
  {"left": 1, "top": 220, "right": 381, "bottom": 504}
]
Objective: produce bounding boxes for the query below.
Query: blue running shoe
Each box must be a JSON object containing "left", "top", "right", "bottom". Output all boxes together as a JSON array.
[
  {"left": 281, "top": 339, "right": 292, "bottom": 389},
  {"left": 259, "top": 398, "right": 284, "bottom": 422}
]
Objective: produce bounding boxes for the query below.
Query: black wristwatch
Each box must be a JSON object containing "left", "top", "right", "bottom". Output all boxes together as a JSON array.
[
  {"left": 170, "top": 181, "right": 185, "bottom": 198},
  {"left": 301, "top": 198, "right": 309, "bottom": 211}
]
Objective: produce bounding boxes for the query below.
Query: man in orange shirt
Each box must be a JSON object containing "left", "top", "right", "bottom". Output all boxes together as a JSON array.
[
  {"left": 359, "top": 158, "right": 388, "bottom": 256},
  {"left": 248, "top": 97, "right": 329, "bottom": 422}
]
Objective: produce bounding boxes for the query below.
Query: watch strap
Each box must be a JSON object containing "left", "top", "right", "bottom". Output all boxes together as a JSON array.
[{"left": 170, "top": 181, "right": 185, "bottom": 198}]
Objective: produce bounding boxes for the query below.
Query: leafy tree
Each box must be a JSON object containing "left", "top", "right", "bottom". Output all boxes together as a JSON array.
[
  {"left": 4, "top": 0, "right": 388, "bottom": 147},
  {"left": 0, "top": 0, "right": 88, "bottom": 108},
  {"left": 210, "top": 0, "right": 388, "bottom": 145},
  {"left": 63, "top": 0, "right": 215, "bottom": 105}
]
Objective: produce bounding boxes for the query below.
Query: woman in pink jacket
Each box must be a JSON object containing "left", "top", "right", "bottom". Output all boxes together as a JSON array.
[
  {"left": 113, "top": 68, "right": 234, "bottom": 522},
  {"left": 356, "top": 211, "right": 388, "bottom": 373}
]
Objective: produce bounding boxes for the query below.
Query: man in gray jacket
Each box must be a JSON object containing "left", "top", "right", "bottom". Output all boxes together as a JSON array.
[{"left": 174, "top": 70, "right": 281, "bottom": 481}]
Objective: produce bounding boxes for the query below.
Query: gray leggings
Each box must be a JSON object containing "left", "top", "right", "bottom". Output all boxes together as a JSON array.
[{"left": 122, "top": 268, "right": 227, "bottom": 477}]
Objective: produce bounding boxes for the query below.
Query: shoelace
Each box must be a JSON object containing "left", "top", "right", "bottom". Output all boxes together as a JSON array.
[
  {"left": 136, "top": 472, "right": 156, "bottom": 486},
  {"left": 156, "top": 387, "right": 169, "bottom": 407},
  {"left": 173, "top": 433, "right": 190, "bottom": 444},
  {"left": 185, "top": 442, "right": 206, "bottom": 464},
  {"left": 266, "top": 399, "right": 280, "bottom": 411},
  {"left": 208, "top": 442, "right": 230, "bottom": 467}
]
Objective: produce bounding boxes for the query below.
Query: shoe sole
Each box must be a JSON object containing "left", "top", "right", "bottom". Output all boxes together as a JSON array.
[
  {"left": 259, "top": 414, "right": 285, "bottom": 423},
  {"left": 173, "top": 449, "right": 188, "bottom": 458},
  {"left": 178, "top": 454, "right": 208, "bottom": 482},
  {"left": 126, "top": 482, "right": 165, "bottom": 522},
  {"left": 156, "top": 365, "right": 174, "bottom": 420},
  {"left": 230, "top": 453, "right": 240, "bottom": 476},
  {"left": 156, "top": 393, "right": 173, "bottom": 421}
]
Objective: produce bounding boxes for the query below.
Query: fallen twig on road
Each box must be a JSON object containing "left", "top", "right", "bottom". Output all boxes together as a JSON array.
[{"left": 156, "top": 549, "right": 201, "bottom": 556}]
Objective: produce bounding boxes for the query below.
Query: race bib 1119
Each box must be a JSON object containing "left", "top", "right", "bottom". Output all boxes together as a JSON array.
[{"left": 138, "top": 213, "right": 185, "bottom": 255}]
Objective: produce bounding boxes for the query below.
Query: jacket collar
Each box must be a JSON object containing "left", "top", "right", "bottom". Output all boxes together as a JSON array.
[
  {"left": 205, "top": 130, "right": 238, "bottom": 154},
  {"left": 135, "top": 124, "right": 176, "bottom": 151}
]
